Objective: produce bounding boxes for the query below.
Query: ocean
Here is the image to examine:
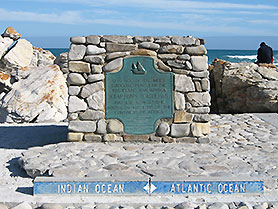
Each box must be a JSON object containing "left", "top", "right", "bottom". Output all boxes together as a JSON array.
[{"left": 47, "top": 48, "right": 278, "bottom": 65}]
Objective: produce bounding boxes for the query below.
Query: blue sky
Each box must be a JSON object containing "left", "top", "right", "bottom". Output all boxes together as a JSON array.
[{"left": 1, "top": 0, "right": 278, "bottom": 49}]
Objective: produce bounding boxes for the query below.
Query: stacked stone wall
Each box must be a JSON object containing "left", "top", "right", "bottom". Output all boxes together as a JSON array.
[{"left": 68, "top": 35, "right": 210, "bottom": 143}]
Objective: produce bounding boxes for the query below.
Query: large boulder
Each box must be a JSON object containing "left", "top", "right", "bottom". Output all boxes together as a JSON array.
[
  {"left": 210, "top": 59, "right": 278, "bottom": 113},
  {"left": 0, "top": 65, "right": 68, "bottom": 123},
  {"left": 30, "top": 47, "right": 56, "bottom": 67}
]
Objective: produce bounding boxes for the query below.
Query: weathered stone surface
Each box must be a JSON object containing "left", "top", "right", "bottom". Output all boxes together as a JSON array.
[
  {"left": 201, "top": 78, "right": 210, "bottom": 91},
  {"left": 69, "top": 121, "right": 96, "bottom": 133},
  {"left": 54, "top": 52, "right": 68, "bottom": 72},
  {"left": 170, "top": 124, "right": 190, "bottom": 137},
  {"left": 124, "top": 135, "right": 149, "bottom": 142},
  {"left": 104, "top": 134, "right": 123, "bottom": 142},
  {"left": 131, "top": 49, "right": 156, "bottom": 56},
  {"left": 31, "top": 47, "right": 55, "bottom": 67},
  {"left": 188, "top": 107, "right": 210, "bottom": 114},
  {"left": 175, "top": 137, "right": 196, "bottom": 143},
  {"left": 167, "top": 60, "right": 186, "bottom": 69},
  {"left": 68, "top": 132, "right": 84, "bottom": 142},
  {"left": 69, "top": 61, "right": 90, "bottom": 73},
  {"left": 193, "top": 114, "right": 210, "bottom": 122},
  {"left": 41, "top": 203, "right": 63, "bottom": 209},
  {"left": 91, "top": 65, "right": 102, "bottom": 74},
  {"left": 196, "top": 137, "right": 210, "bottom": 144},
  {"left": 68, "top": 44, "right": 86, "bottom": 60},
  {"left": 84, "top": 55, "right": 104, "bottom": 64},
  {"left": 70, "top": 36, "right": 86, "bottom": 44},
  {"left": 159, "top": 45, "right": 184, "bottom": 54},
  {"left": 68, "top": 96, "right": 87, "bottom": 113},
  {"left": 185, "top": 61, "right": 193, "bottom": 70},
  {"left": 103, "top": 58, "right": 123, "bottom": 72},
  {"left": 191, "top": 56, "right": 208, "bottom": 71},
  {"left": 189, "top": 71, "right": 209, "bottom": 78},
  {"left": 80, "top": 109, "right": 105, "bottom": 120},
  {"left": 88, "top": 74, "right": 104, "bottom": 83},
  {"left": 175, "top": 92, "right": 185, "bottom": 110},
  {"left": 171, "top": 36, "right": 196, "bottom": 46},
  {"left": 101, "top": 35, "right": 133, "bottom": 44},
  {"left": 0, "top": 65, "right": 68, "bottom": 123},
  {"left": 0, "top": 203, "right": 8, "bottom": 209},
  {"left": 87, "top": 90, "right": 105, "bottom": 110},
  {"left": 191, "top": 122, "right": 210, "bottom": 137},
  {"left": 2, "top": 27, "right": 21, "bottom": 40},
  {"left": 106, "top": 43, "right": 137, "bottom": 52},
  {"left": 68, "top": 86, "right": 81, "bottom": 96},
  {"left": 0, "top": 36, "right": 13, "bottom": 58},
  {"left": 185, "top": 45, "right": 207, "bottom": 55},
  {"left": 84, "top": 133, "right": 102, "bottom": 142},
  {"left": 174, "top": 74, "right": 195, "bottom": 92},
  {"left": 11, "top": 202, "right": 32, "bottom": 209},
  {"left": 158, "top": 54, "right": 178, "bottom": 60},
  {"left": 86, "top": 35, "right": 100, "bottom": 45},
  {"left": 134, "top": 36, "right": 154, "bottom": 43},
  {"left": 86, "top": 45, "right": 106, "bottom": 55},
  {"left": 157, "top": 60, "right": 171, "bottom": 72},
  {"left": 174, "top": 111, "right": 193, "bottom": 123},
  {"left": 139, "top": 42, "right": 160, "bottom": 50},
  {"left": 68, "top": 73, "right": 86, "bottom": 85},
  {"left": 154, "top": 36, "right": 171, "bottom": 44},
  {"left": 178, "top": 54, "right": 191, "bottom": 60},
  {"left": 207, "top": 203, "right": 229, "bottom": 209},
  {"left": 186, "top": 92, "right": 211, "bottom": 107},
  {"left": 96, "top": 119, "right": 106, "bottom": 134},
  {"left": 80, "top": 82, "right": 104, "bottom": 98},
  {"left": 107, "top": 119, "right": 124, "bottom": 133},
  {"left": 156, "top": 122, "right": 170, "bottom": 136},
  {"left": 106, "top": 52, "right": 130, "bottom": 61}
]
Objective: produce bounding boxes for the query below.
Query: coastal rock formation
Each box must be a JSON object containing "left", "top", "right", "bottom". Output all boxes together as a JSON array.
[
  {"left": 0, "top": 27, "right": 68, "bottom": 123},
  {"left": 210, "top": 59, "right": 278, "bottom": 113}
]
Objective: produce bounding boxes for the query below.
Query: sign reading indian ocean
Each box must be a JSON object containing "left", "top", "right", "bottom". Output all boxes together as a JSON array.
[{"left": 105, "top": 56, "right": 173, "bottom": 135}]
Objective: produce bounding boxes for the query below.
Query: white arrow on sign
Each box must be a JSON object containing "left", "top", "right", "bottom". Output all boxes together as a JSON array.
[{"left": 143, "top": 181, "right": 157, "bottom": 194}]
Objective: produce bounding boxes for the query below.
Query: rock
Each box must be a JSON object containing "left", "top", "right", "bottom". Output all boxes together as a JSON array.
[
  {"left": 124, "top": 135, "right": 149, "bottom": 142},
  {"left": 154, "top": 36, "right": 171, "bottom": 44},
  {"left": 11, "top": 202, "right": 32, "bottom": 209},
  {"left": 103, "top": 134, "right": 123, "bottom": 142},
  {"left": 68, "top": 96, "right": 87, "bottom": 112},
  {"left": 158, "top": 54, "right": 178, "bottom": 60},
  {"left": 68, "top": 73, "right": 86, "bottom": 85},
  {"left": 207, "top": 203, "right": 229, "bottom": 209},
  {"left": 86, "top": 45, "right": 106, "bottom": 55},
  {"left": 70, "top": 36, "right": 86, "bottom": 44},
  {"left": 0, "top": 204, "right": 8, "bottom": 209},
  {"left": 157, "top": 60, "right": 171, "bottom": 71},
  {"left": 186, "top": 92, "right": 211, "bottom": 107},
  {"left": 80, "top": 109, "right": 105, "bottom": 120},
  {"left": 159, "top": 45, "right": 184, "bottom": 54},
  {"left": 188, "top": 107, "right": 210, "bottom": 114},
  {"left": 68, "top": 120, "right": 96, "bottom": 132},
  {"left": 91, "top": 65, "right": 103, "bottom": 74},
  {"left": 191, "top": 56, "right": 208, "bottom": 71},
  {"left": 131, "top": 49, "right": 157, "bottom": 56},
  {"left": 0, "top": 36, "right": 13, "bottom": 58},
  {"left": 171, "top": 36, "right": 196, "bottom": 46},
  {"left": 139, "top": 42, "right": 160, "bottom": 50},
  {"left": 30, "top": 47, "right": 56, "bottom": 67},
  {"left": 86, "top": 35, "right": 100, "bottom": 45},
  {"left": 156, "top": 122, "right": 170, "bottom": 136},
  {"left": 69, "top": 86, "right": 81, "bottom": 96},
  {"left": 103, "top": 58, "right": 123, "bottom": 72},
  {"left": 174, "top": 74, "right": 195, "bottom": 92},
  {"left": 134, "top": 36, "right": 154, "bottom": 43},
  {"left": 80, "top": 82, "right": 104, "bottom": 98},
  {"left": 101, "top": 35, "right": 133, "bottom": 44},
  {"left": 96, "top": 119, "right": 106, "bottom": 134},
  {"left": 84, "top": 133, "right": 102, "bottom": 142},
  {"left": 185, "top": 45, "right": 207, "bottom": 55},
  {"left": 2, "top": 27, "right": 22, "bottom": 40},
  {"left": 54, "top": 52, "right": 68, "bottom": 72},
  {"left": 84, "top": 55, "right": 104, "bottom": 64},
  {"left": 69, "top": 61, "right": 90, "bottom": 73},
  {"left": 191, "top": 122, "right": 210, "bottom": 137},
  {"left": 170, "top": 124, "right": 190, "bottom": 137},
  {"left": 106, "top": 52, "right": 130, "bottom": 61},
  {"left": 0, "top": 71, "right": 12, "bottom": 89},
  {"left": 88, "top": 74, "right": 105, "bottom": 83},
  {"left": 174, "top": 111, "right": 193, "bottom": 123},
  {"left": 178, "top": 54, "right": 191, "bottom": 60},
  {"left": 174, "top": 202, "right": 198, "bottom": 209},
  {"left": 193, "top": 114, "right": 210, "bottom": 122},
  {"left": 0, "top": 65, "right": 68, "bottom": 123},
  {"left": 68, "top": 44, "right": 86, "bottom": 60},
  {"left": 87, "top": 90, "right": 105, "bottom": 110},
  {"left": 201, "top": 78, "right": 209, "bottom": 91},
  {"left": 2, "top": 39, "right": 33, "bottom": 75},
  {"left": 106, "top": 43, "right": 137, "bottom": 52},
  {"left": 167, "top": 60, "right": 186, "bottom": 69},
  {"left": 196, "top": 137, "right": 210, "bottom": 143},
  {"left": 107, "top": 119, "right": 124, "bottom": 133},
  {"left": 175, "top": 92, "right": 185, "bottom": 110},
  {"left": 211, "top": 59, "right": 278, "bottom": 113},
  {"left": 68, "top": 132, "right": 84, "bottom": 142}
]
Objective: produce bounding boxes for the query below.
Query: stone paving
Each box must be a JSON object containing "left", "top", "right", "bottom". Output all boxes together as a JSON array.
[{"left": 19, "top": 114, "right": 278, "bottom": 193}]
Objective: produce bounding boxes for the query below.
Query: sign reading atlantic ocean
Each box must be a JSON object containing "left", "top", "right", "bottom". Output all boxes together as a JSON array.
[{"left": 105, "top": 56, "right": 173, "bottom": 135}]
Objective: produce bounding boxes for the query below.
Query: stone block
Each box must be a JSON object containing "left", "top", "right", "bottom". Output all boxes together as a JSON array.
[
  {"left": 162, "top": 137, "right": 175, "bottom": 143},
  {"left": 174, "top": 111, "right": 193, "bottom": 123},
  {"left": 134, "top": 36, "right": 154, "bottom": 43},
  {"left": 189, "top": 71, "right": 209, "bottom": 78},
  {"left": 68, "top": 44, "right": 86, "bottom": 60},
  {"left": 167, "top": 60, "right": 186, "bottom": 69},
  {"left": 101, "top": 35, "right": 133, "bottom": 44},
  {"left": 104, "top": 134, "right": 123, "bottom": 142},
  {"left": 103, "top": 58, "right": 123, "bottom": 72},
  {"left": 185, "top": 61, "right": 193, "bottom": 70},
  {"left": 157, "top": 60, "right": 171, "bottom": 72},
  {"left": 175, "top": 137, "right": 196, "bottom": 143},
  {"left": 80, "top": 109, "right": 105, "bottom": 120},
  {"left": 106, "top": 52, "right": 130, "bottom": 61},
  {"left": 131, "top": 49, "right": 157, "bottom": 56},
  {"left": 178, "top": 54, "right": 191, "bottom": 60},
  {"left": 193, "top": 114, "right": 210, "bottom": 122},
  {"left": 80, "top": 82, "right": 104, "bottom": 98},
  {"left": 185, "top": 45, "right": 207, "bottom": 55},
  {"left": 170, "top": 124, "right": 190, "bottom": 137},
  {"left": 191, "top": 56, "right": 208, "bottom": 71},
  {"left": 174, "top": 92, "right": 185, "bottom": 110},
  {"left": 186, "top": 92, "right": 211, "bottom": 107},
  {"left": 196, "top": 137, "right": 210, "bottom": 144},
  {"left": 191, "top": 122, "right": 210, "bottom": 137},
  {"left": 86, "top": 45, "right": 106, "bottom": 55},
  {"left": 124, "top": 135, "right": 149, "bottom": 142},
  {"left": 69, "top": 61, "right": 90, "bottom": 73},
  {"left": 68, "top": 113, "right": 78, "bottom": 120},
  {"left": 106, "top": 43, "right": 137, "bottom": 52},
  {"left": 96, "top": 119, "right": 106, "bottom": 134},
  {"left": 68, "top": 86, "right": 81, "bottom": 96},
  {"left": 68, "top": 73, "right": 86, "bottom": 85},
  {"left": 201, "top": 78, "right": 210, "bottom": 91},
  {"left": 188, "top": 107, "right": 210, "bottom": 114},
  {"left": 107, "top": 119, "right": 124, "bottom": 133},
  {"left": 68, "top": 96, "right": 87, "bottom": 112},
  {"left": 0, "top": 36, "right": 13, "bottom": 58},
  {"left": 156, "top": 122, "right": 170, "bottom": 136},
  {"left": 84, "top": 133, "right": 102, "bottom": 142},
  {"left": 159, "top": 45, "right": 184, "bottom": 54},
  {"left": 86, "top": 35, "right": 100, "bottom": 45},
  {"left": 139, "top": 42, "right": 160, "bottom": 50},
  {"left": 69, "top": 121, "right": 96, "bottom": 133},
  {"left": 70, "top": 36, "right": 86, "bottom": 44},
  {"left": 88, "top": 74, "right": 104, "bottom": 83},
  {"left": 171, "top": 36, "right": 196, "bottom": 46},
  {"left": 174, "top": 74, "right": 195, "bottom": 92},
  {"left": 158, "top": 54, "right": 177, "bottom": 60},
  {"left": 68, "top": 132, "right": 84, "bottom": 142},
  {"left": 2, "top": 27, "right": 21, "bottom": 40},
  {"left": 194, "top": 80, "right": 202, "bottom": 92},
  {"left": 91, "top": 65, "right": 102, "bottom": 74},
  {"left": 84, "top": 55, "right": 104, "bottom": 64},
  {"left": 149, "top": 136, "right": 161, "bottom": 142},
  {"left": 87, "top": 90, "right": 105, "bottom": 110},
  {"left": 154, "top": 36, "right": 171, "bottom": 44}
]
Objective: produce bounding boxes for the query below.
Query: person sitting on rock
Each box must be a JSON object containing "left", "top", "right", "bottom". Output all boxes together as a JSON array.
[{"left": 256, "top": 42, "right": 273, "bottom": 64}]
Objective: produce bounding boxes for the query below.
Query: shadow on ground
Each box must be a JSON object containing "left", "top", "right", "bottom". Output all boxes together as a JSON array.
[{"left": 0, "top": 125, "right": 68, "bottom": 149}]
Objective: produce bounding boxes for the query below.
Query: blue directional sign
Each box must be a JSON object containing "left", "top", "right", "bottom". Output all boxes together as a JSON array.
[{"left": 34, "top": 177, "right": 264, "bottom": 195}]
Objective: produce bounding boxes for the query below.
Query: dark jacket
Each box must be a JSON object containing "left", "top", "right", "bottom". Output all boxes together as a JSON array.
[{"left": 257, "top": 44, "right": 273, "bottom": 64}]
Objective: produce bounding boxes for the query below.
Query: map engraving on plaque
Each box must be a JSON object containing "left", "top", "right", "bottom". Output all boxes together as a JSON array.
[{"left": 105, "top": 56, "right": 173, "bottom": 135}]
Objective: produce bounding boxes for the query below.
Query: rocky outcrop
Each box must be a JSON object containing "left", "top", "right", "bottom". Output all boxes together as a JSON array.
[
  {"left": 210, "top": 59, "right": 278, "bottom": 113},
  {"left": 0, "top": 27, "right": 68, "bottom": 123}
]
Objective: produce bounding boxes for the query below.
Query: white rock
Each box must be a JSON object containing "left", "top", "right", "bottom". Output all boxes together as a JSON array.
[
  {"left": 191, "top": 56, "right": 208, "bottom": 71},
  {"left": 86, "top": 45, "right": 106, "bottom": 55},
  {"left": 0, "top": 36, "right": 13, "bottom": 58},
  {"left": 87, "top": 90, "right": 105, "bottom": 110},
  {"left": 174, "top": 74, "right": 195, "bottom": 92},
  {"left": 11, "top": 202, "right": 32, "bottom": 209},
  {"left": 69, "top": 96, "right": 87, "bottom": 113}
]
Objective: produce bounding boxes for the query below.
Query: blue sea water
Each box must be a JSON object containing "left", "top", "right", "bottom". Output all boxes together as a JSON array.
[{"left": 46, "top": 48, "right": 278, "bottom": 65}]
